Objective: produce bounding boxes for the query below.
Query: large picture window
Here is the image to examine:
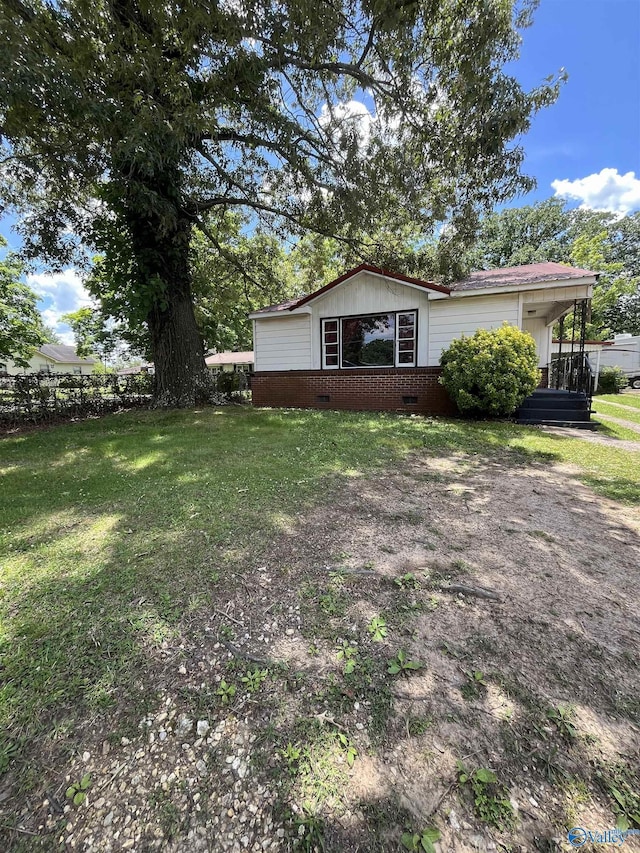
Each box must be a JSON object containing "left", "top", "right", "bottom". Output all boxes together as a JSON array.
[{"left": 322, "top": 311, "right": 416, "bottom": 369}]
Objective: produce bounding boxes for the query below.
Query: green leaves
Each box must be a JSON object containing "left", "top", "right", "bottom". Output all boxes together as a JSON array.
[
  {"left": 367, "top": 616, "right": 387, "bottom": 642},
  {"left": 401, "top": 827, "right": 441, "bottom": 852},
  {"left": 0, "top": 240, "right": 48, "bottom": 367},
  {"left": 336, "top": 640, "right": 358, "bottom": 675},
  {"left": 66, "top": 773, "right": 92, "bottom": 806},
  {"left": 440, "top": 324, "right": 539, "bottom": 417},
  {"left": 387, "top": 649, "right": 422, "bottom": 676}
]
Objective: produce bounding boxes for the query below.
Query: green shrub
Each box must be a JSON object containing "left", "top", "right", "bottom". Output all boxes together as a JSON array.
[
  {"left": 596, "top": 366, "right": 628, "bottom": 394},
  {"left": 440, "top": 324, "right": 540, "bottom": 417},
  {"left": 216, "top": 371, "right": 242, "bottom": 394}
]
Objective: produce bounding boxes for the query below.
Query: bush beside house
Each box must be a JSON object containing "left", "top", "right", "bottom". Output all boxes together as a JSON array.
[
  {"left": 596, "top": 366, "right": 628, "bottom": 394},
  {"left": 440, "top": 325, "right": 540, "bottom": 417}
]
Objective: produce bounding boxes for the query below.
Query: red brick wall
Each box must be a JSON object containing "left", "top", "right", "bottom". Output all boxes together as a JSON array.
[
  {"left": 538, "top": 367, "right": 549, "bottom": 388},
  {"left": 251, "top": 368, "right": 457, "bottom": 416}
]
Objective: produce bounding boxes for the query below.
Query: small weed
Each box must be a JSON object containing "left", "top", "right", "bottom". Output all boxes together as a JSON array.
[
  {"left": 319, "top": 589, "right": 346, "bottom": 617},
  {"left": 394, "top": 572, "right": 419, "bottom": 590},
  {"left": 66, "top": 773, "right": 92, "bottom": 806},
  {"left": 547, "top": 705, "right": 577, "bottom": 741},
  {"left": 308, "top": 643, "right": 319, "bottom": 657},
  {"left": 451, "top": 558, "right": 470, "bottom": 573},
  {"left": 0, "top": 737, "right": 19, "bottom": 774},
  {"left": 387, "top": 649, "right": 422, "bottom": 676},
  {"left": 594, "top": 761, "right": 640, "bottom": 830},
  {"left": 527, "top": 529, "right": 556, "bottom": 543},
  {"left": 220, "top": 624, "right": 235, "bottom": 640},
  {"left": 457, "top": 762, "right": 515, "bottom": 831},
  {"left": 328, "top": 569, "right": 346, "bottom": 587},
  {"left": 407, "top": 715, "right": 433, "bottom": 736},
  {"left": 293, "top": 808, "right": 326, "bottom": 851},
  {"left": 215, "top": 680, "right": 236, "bottom": 705},
  {"left": 335, "top": 732, "right": 358, "bottom": 768},
  {"left": 461, "top": 670, "right": 487, "bottom": 700},
  {"left": 241, "top": 668, "right": 268, "bottom": 693},
  {"left": 368, "top": 616, "right": 388, "bottom": 642},
  {"left": 333, "top": 550, "right": 351, "bottom": 562},
  {"left": 281, "top": 742, "right": 302, "bottom": 774},
  {"left": 401, "top": 828, "right": 441, "bottom": 853},
  {"left": 336, "top": 640, "right": 358, "bottom": 674}
]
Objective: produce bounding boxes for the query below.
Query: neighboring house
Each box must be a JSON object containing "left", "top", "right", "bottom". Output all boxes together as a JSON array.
[
  {"left": 250, "top": 262, "right": 598, "bottom": 415},
  {"left": 117, "top": 363, "right": 155, "bottom": 376},
  {"left": 205, "top": 351, "right": 254, "bottom": 374},
  {"left": 1, "top": 344, "right": 96, "bottom": 376}
]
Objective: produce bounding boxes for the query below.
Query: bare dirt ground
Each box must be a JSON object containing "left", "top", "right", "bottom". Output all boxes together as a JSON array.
[{"left": 6, "top": 451, "right": 640, "bottom": 852}]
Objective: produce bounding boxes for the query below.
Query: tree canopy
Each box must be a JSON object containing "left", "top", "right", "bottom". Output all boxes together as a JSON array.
[
  {"left": 469, "top": 200, "right": 640, "bottom": 338},
  {"left": 0, "top": 0, "right": 563, "bottom": 404},
  {"left": 0, "top": 237, "right": 47, "bottom": 366}
]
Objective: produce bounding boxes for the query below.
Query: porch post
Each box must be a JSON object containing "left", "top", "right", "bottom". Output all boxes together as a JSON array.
[
  {"left": 578, "top": 299, "right": 588, "bottom": 392},
  {"left": 569, "top": 300, "right": 577, "bottom": 391},
  {"left": 556, "top": 316, "right": 564, "bottom": 390}
]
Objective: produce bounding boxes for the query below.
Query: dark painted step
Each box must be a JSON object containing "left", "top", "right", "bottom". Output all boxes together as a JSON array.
[
  {"left": 515, "top": 388, "right": 594, "bottom": 428},
  {"left": 518, "top": 407, "right": 591, "bottom": 421}
]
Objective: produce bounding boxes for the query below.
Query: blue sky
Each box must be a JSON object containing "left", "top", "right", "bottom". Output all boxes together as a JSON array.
[
  {"left": 513, "top": 0, "right": 640, "bottom": 212},
  {"left": 2, "top": 0, "right": 639, "bottom": 342}
]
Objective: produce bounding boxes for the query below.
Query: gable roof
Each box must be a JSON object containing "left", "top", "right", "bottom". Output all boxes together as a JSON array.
[
  {"left": 450, "top": 262, "right": 598, "bottom": 292},
  {"left": 251, "top": 261, "right": 599, "bottom": 316},
  {"left": 252, "top": 264, "right": 450, "bottom": 315},
  {"left": 39, "top": 344, "right": 96, "bottom": 364}
]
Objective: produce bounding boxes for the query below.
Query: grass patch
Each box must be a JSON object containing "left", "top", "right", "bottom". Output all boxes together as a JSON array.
[
  {"left": 596, "top": 393, "right": 640, "bottom": 410},
  {"left": 593, "top": 399, "right": 640, "bottom": 427}
]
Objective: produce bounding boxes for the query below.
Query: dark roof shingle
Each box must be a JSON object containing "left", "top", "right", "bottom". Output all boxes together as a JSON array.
[{"left": 449, "top": 262, "right": 598, "bottom": 292}]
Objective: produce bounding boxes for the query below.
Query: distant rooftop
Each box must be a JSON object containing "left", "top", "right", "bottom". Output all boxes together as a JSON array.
[
  {"left": 205, "top": 351, "right": 254, "bottom": 366},
  {"left": 40, "top": 344, "right": 96, "bottom": 364}
]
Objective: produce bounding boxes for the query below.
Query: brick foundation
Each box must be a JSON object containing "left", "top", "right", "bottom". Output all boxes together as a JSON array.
[{"left": 251, "top": 368, "right": 457, "bottom": 416}]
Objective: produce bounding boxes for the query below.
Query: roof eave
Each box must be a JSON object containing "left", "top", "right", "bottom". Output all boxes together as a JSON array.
[{"left": 450, "top": 274, "right": 599, "bottom": 297}]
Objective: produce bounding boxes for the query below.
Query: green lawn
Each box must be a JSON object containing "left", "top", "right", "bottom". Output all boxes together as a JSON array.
[
  {"left": 593, "top": 397, "right": 640, "bottom": 426},
  {"left": 596, "top": 392, "right": 640, "bottom": 409},
  {"left": 1, "top": 406, "right": 639, "bottom": 847}
]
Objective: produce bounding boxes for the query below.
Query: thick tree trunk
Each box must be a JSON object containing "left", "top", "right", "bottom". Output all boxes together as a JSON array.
[
  {"left": 127, "top": 208, "right": 212, "bottom": 407},
  {"left": 148, "top": 282, "right": 212, "bottom": 408}
]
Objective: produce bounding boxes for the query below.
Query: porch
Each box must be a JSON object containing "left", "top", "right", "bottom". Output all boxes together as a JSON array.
[{"left": 517, "top": 298, "right": 596, "bottom": 428}]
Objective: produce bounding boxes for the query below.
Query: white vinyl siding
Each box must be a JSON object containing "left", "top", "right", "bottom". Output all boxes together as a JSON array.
[
  {"left": 254, "top": 315, "right": 312, "bottom": 371},
  {"left": 428, "top": 293, "right": 520, "bottom": 364},
  {"left": 522, "top": 317, "right": 552, "bottom": 367},
  {"left": 312, "top": 272, "right": 431, "bottom": 368}
]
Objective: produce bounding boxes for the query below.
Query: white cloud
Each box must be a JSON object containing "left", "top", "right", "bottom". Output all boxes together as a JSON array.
[
  {"left": 27, "top": 268, "right": 92, "bottom": 343},
  {"left": 551, "top": 168, "right": 640, "bottom": 216},
  {"left": 319, "top": 99, "right": 374, "bottom": 151}
]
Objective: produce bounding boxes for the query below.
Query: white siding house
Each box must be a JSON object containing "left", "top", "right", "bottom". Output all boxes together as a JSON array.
[
  {"left": 1, "top": 345, "right": 96, "bottom": 376},
  {"left": 249, "top": 262, "right": 598, "bottom": 415}
]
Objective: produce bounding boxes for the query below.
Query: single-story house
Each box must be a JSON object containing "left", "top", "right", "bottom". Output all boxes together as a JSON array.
[
  {"left": 205, "top": 351, "right": 254, "bottom": 373},
  {"left": 0, "top": 344, "right": 96, "bottom": 376},
  {"left": 249, "top": 262, "right": 598, "bottom": 416}
]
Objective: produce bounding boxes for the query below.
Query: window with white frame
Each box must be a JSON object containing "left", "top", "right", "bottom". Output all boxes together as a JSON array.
[{"left": 322, "top": 311, "right": 417, "bottom": 369}]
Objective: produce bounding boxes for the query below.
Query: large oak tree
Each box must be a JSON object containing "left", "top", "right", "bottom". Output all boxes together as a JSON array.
[{"left": 1, "top": 0, "right": 562, "bottom": 405}]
